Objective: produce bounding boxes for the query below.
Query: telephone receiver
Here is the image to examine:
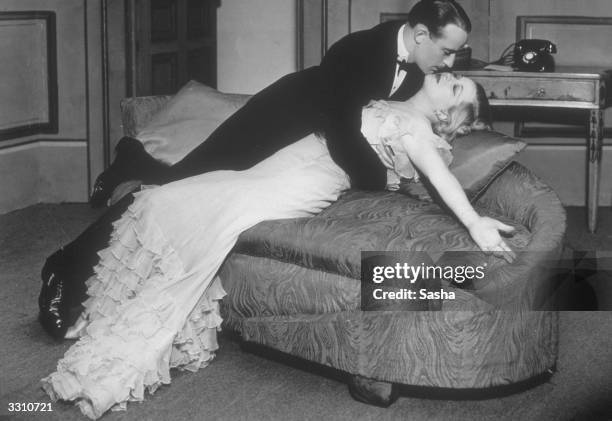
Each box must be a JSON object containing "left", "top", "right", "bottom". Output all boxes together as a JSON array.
[{"left": 513, "top": 39, "right": 557, "bottom": 72}]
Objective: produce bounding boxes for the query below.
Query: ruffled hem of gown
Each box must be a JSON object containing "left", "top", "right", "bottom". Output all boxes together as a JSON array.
[{"left": 41, "top": 192, "right": 226, "bottom": 419}]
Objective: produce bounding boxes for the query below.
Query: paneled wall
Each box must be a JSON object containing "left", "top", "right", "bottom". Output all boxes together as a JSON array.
[
  {"left": 0, "top": 1, "right": 97, "bottom": 213},
  {"left": 0, "top": 0, "right": 296, "bottom": 214}
]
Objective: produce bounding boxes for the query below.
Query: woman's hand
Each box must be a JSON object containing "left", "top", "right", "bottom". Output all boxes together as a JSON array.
[
  {"left": 467, "top": 216, "right": 516, "bottom": 263},
  {"left": 399, "top": 127, "right": 516, "bottom": 264}
]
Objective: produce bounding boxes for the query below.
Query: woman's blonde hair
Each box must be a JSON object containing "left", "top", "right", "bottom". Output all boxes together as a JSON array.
[{"left": 432, "top": 82, "right": 492, "bottom": 142}]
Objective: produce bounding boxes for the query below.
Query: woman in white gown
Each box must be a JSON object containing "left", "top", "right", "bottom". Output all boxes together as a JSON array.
[{"left": 42, "top": 73, "right": 514, "bottom": 419}]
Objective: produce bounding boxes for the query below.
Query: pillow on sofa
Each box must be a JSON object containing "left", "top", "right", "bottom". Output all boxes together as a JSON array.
[
  {"left": 136, "top": 80, "right": 251, "bottom": 165},
  {"left": 398, "top": 130, "right": 526, "bottom": 201}
]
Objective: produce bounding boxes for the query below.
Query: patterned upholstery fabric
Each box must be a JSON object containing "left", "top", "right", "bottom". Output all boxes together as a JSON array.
[
  {"left": 219, "top": 162, "right": 565, "bottom": 387},
  {"left": 235, "top": 190, "right": 531, "bottom": 282}
]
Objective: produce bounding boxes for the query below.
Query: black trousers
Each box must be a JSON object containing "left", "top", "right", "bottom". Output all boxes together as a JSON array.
[{"left": 59, "top": 72, "right": 321, "bottom": 307}]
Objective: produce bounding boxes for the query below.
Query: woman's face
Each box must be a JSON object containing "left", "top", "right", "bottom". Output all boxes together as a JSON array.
[{"left": 422, "top": 73, "right": 477, "bottom": 110}]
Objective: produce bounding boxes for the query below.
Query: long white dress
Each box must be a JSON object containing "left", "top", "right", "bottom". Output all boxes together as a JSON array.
[
  {"left": 41, "top": 101, "right": 449, "bottom": 419},
  {"left": 41, "top": 134, "right": 350, "bottom": 419}
]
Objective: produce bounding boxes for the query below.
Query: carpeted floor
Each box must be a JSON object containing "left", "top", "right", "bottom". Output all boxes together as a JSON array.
[{"left": 1, "top": 204, "right": 611, "bottom": 421}]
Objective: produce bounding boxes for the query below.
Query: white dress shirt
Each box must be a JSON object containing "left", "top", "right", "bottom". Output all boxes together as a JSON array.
[{"left": 390, "top": 24, "right": 410, "bottom": 96}]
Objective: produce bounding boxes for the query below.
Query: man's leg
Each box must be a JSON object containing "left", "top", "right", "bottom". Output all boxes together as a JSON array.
[
  {"left": 90, "top": 137, "right": 169, "bottom": 207},
  {"left": 39, "top": 113, "right": 306, "bottom": 339},
  {"left": 41, "top": 70, "right": 319, "bottom": 338},
  {"left": 51, "top": 112, "right": 280, "bottom": 303},
  {"left": 64, "top": 193, "right": 137, "bottom": 303},
  {"left": 165, "top": 96, "right": 316, "bottom": 182},
  {"left": 39, "top": 194, "right": 136, "bottom": 338}
]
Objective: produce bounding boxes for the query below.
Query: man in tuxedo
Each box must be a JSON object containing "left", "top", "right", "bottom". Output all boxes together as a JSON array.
[
  {"left": 39, "top": 0, "right": 471, "bottom": 340},
  {"left": 93, "top": 0, "right": 472, "bottom": 196}
]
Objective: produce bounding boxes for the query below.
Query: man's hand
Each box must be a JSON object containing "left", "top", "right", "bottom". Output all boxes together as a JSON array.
[{"left": 467, "top": 216, "right": 516, "bottom": 263}]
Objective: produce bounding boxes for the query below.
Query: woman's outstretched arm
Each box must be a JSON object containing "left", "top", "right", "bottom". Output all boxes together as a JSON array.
[{"left": 403, "top": 133, "right": 516, "bottom": 263}]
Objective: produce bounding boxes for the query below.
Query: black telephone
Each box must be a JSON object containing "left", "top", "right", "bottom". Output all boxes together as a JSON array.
[{"left": 513, "top": 39, "right": 557, "bottom": 72}]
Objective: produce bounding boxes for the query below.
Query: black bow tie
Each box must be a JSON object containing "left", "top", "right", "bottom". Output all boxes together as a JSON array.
[{"left": 396, "top": 60, "right": 414, "bottom": 73}]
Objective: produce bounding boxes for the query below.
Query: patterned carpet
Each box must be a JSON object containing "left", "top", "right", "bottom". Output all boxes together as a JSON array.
[{"left": 0, "top": 204, "right": 611, "bottom": 420}]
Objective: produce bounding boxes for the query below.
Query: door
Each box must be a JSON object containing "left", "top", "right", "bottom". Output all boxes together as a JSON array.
[{"left": 128, "top": 0, "right": 219, "bottom": 96}]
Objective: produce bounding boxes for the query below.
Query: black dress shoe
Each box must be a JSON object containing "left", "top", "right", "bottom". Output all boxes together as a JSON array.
[
  {"left": 39, "top": 273, "right": 69, "bottom": 340},
  {"left": 89, "top": 171, "right": 121, "bottom": 208},
  {"left": 39, "top": 250, "right": 70, "bottom": 339},
  {"left": 347, "top": 374, "right": 399, "bottom": 407},
  {"left": 89, "top": 137, "right": 159, "bottom": 208}
]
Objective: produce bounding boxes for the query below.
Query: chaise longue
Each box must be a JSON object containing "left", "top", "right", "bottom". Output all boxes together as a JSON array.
[{"left": 116, "top": 82, "right": 566, "bottom": 406}]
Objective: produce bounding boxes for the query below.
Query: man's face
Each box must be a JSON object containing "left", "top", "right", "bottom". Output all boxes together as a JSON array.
[{"left": 413, "top": 23, "right": 468, "bottom": 74}]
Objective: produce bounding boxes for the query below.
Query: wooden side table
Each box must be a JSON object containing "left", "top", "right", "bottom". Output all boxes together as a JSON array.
[{"left": 458, "top": 67, "right": 612, "bottom": 233}]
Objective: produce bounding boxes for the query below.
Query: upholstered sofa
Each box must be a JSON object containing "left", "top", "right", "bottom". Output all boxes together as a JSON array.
[{"left": 118, "top": 84, "right": 566, "bottom": 405}]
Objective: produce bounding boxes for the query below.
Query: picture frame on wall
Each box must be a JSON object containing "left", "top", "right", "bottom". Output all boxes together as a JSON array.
[{"left": 0, "top": 11, "right": 58, "bottom": 141}]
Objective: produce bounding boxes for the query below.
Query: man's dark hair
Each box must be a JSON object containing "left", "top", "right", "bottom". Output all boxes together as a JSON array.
[{"left": 407, "top": 0, "right": 472, "bottom": 38}]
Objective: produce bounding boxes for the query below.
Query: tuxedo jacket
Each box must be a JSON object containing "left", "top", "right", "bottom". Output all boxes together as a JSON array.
[
  {"left": 193, "top": 20, "right": 424, "bottom": 190},
  {"left": 317, "top": 20, "right": 425, "bottom": 189}
]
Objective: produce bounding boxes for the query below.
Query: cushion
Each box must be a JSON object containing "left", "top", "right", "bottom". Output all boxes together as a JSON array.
[
  {"left": 121, "top": 95, "right": 173, "bottom": 138},
  {"left": 136, "top": 80, "right": 251, "bottom": 165},
  {"left": 398, "top": 130, "right": 527, "bottom": 201}
]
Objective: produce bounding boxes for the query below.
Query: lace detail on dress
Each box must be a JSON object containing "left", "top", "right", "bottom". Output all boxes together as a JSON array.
[{"left": 41, "top": 193, "right": 226, "bottom": 419}]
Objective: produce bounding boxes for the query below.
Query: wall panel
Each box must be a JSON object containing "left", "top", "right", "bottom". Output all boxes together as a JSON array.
[
  {"left": 217, "top": 0, "right": 296, "bottom": 94},
  {"left": 0, "top": 141, "right": 87, "bottom": 213},
  {"left": 0, "top": 1, "right": 90, "bottom": 213},
  {"left": 0, "top": 12, "right": 57, "bottom": 140},
  {"left": 0, "top": 1, "right": 87, "bottom": 142}
]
